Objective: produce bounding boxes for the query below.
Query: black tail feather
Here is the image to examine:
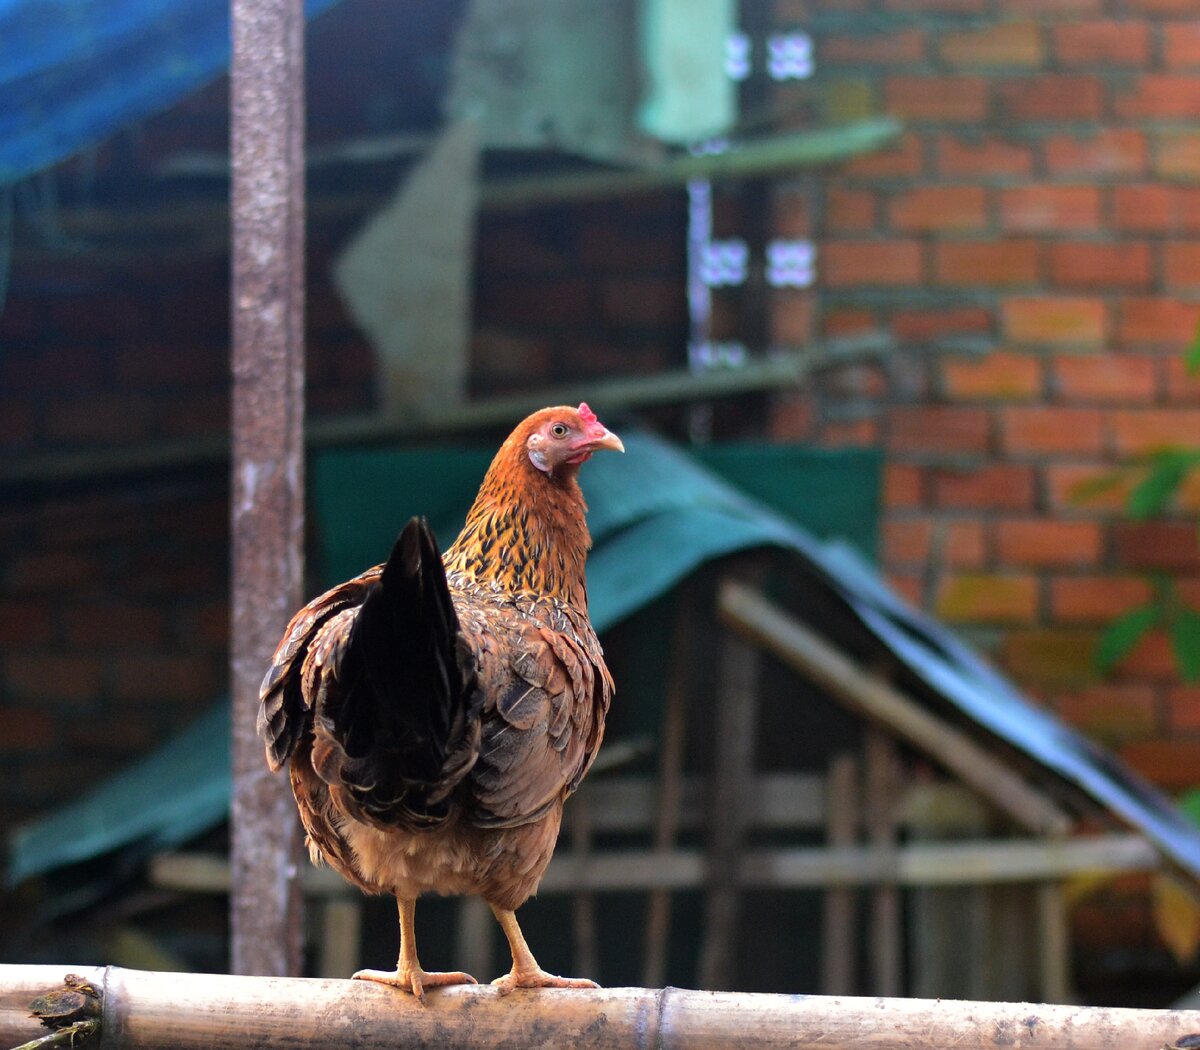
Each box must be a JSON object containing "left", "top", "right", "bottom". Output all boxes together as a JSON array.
[{"left": 322, "top": 516, "right": 480, "bottom": 826}]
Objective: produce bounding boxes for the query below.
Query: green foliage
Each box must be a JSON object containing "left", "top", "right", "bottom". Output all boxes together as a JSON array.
[
  {"left": 1075, "top": 339, "right": 1200, "bottom": 684},
  {"left": 1095, "top": 604, "right": 1160, "bottom": 675}
]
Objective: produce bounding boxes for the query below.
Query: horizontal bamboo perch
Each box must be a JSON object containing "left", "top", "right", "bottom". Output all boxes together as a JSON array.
[{"left": 4, "top": 966, "right": 1200, "bottom": 1050}]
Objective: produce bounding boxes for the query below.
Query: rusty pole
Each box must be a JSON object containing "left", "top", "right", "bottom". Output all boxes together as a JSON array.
[{"left": 229, "top": 0, "right": 306, "bottom": 976}]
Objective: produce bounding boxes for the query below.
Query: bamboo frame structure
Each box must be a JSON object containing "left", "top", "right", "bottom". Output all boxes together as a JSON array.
[{"left": 4, "top": 966, "right": 1200, "bottom": 1050}]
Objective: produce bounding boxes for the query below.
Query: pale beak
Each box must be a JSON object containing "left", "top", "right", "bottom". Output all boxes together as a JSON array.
[{"left": 590, "top": 428, "right": 624, "bottom": 454}]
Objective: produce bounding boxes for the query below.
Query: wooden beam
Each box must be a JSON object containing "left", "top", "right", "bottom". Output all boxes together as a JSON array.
[
  {"left": 866, "top": 729, "right": 902, "bottom": 997},
  {"left": 5, "top": 965, "right": 1200, "bottom": 1050},
  {"left": 0, "top": 334, "right": 891, "bottom": 490},
  {"left": 716, "top": 581, "right": 1074, "bottom": 837},
  {"left": 150, "top": 833, "right": 1162, "bottom": 898},
  {"left": 820, "top": 753, "right": 859, "bottom": 995}
]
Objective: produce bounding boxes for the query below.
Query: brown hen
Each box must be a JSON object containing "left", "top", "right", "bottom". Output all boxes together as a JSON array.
[{"left": 258, "top": 404, "right": 621, "bottom": 1000}]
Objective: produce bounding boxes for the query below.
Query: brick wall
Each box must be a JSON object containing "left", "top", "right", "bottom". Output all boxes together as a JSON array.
[{"left": 771, "top": 1, "right": 1200, "bottom": 795}]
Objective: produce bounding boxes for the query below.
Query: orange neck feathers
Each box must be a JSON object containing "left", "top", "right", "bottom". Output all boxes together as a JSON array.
[{"left": 443, "top": 421, "right": 592, "bottom": 608}]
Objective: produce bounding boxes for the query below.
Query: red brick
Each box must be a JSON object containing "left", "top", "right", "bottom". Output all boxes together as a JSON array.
[
  {"left": 821, "top": 240, "right": 923, "bottom": 287},
  {"left": 883, "top": 0, "right": 984, "bottom": 11},
  {"left": 1121, "top": 741, "right": 1200, "bottom": 791},
  {"left": 600, "top": 276, "right": 685, "bottom": 328},
  {"left": 1115, "top": 629, "right": 1182, "bottom": 679},
  {"left": 1050, "top": 575, "right": 1154, "bottom": 623},
  {"left": 1048, "top": 242, "right": 1151, "bottom": 290},
  {"left": 821, "top": 419, "right": 880, "bottom": 447},
  {"left": 1046, "top": 464, "right": 1134, "bottom": 513},
  {"left": 6, "top": 551, "right": 104, "bottom": 593},
  {"left": 883, "top": 464, "right": 926, "bottom": 508},
  {"left": 0, "top": 707, "right": 58, "bottom": 752},
  {"left": 1057, "top": 685, "right": 1159, "bottom": 742},
  {"left": 1043, "top": 130, "right": 1146, "bottom": 178},
  {"left": 1052, "top": 354, "right": 1157, "bottom": 403},
  {"left": 1122, "top": 0, "right": 1200, "bottom": 12},
  {"left": 112, "top": 654, "right": 221, "bottom": 704},
  {"left": 1166, "top": 686, "right": 1200, "bottom": 732},
  {"left": 892, "top": 306, "right": 993, "bottom": 342},
  {"left": 770, "top": 291, "right": 814, "bottom": 346},
  {"left": 887, "top": 572, "right": 924, "bottom": 606},
  {"left": 1002, "top": 405, "right": 1105, "bottom": 455},
  {"left": 821, "top": 29, "right": 926, "bottom": 64},
  {"left": 934, "top": 464, "right": 1037, "bottom": 510},
  {"left": 1112, "top": 185, "right": 1174, "bottom": 233},
  {"left": 822, "top": 306, "right": 877, "bottom": 337},
  {"left": 5, "top": 654, "right": 105, "bottom": 702},
  {"left": 940, "top": 23, "right": 1044, "bottom": 67},
  {"left": 946, "top": 520, "right": 990, "bottom": 567},
  {"left": 774, "top": 191, "right": 814, "bottom": 238},
  {"left": 885, "top": 76, "right": 990, "bottom": 122},
  {"left": 936, "top": 135, "right": 1034, "bottom": 179},
  {"left": 884, "top": 517, "right": 934, "bottom": 566},
  {"left": 1164, "top": 355, "right": 1200, "bottom": 402},
  {"left": 1002, "top": 629, "right": 1098, "bottom": 686},
  {"left": 942, "top": 352, "right": 1043, "bottom": 400},
  {"left": 770, "top": 391, "right": 816, "bottom": 441},
  {"left": 937, "top": 572, "right": 1039, "bottom": 624},
  {"left": 1004, "top": 0, "right": 1103, "bottom": 10},
  {"left": 1053, "top": 21, "right": 1149, "bottom": 65},
  {"left": 888, "top": 405, "right": 991, "bottom": 455},
  {"left": 1115, "top": 75, "right": 1200, "bottom": 120},
  {"left": 1119, "top": 298, "right": 1200, "bottom": 346},
  {"left": 841, "top": 132, "right": 924, "bottom": 179},
  {"left": 998, "top": 75, "right": 1103, "bottom": 121},
  {"left": 1164, "top": 23, "right": 1200, "bottom": 67},
  {"left": 826, "top": 188, "right": 877, "bottom": 232},
  {"left": 1165, "top": 242, "right": 1200, "bottom": 289},
  {"left": 63, "top": 603, "right": 166, "bottom": 648},
  {"left": 0, "top": 600, "right": 54, "bottom": 650},
  {"left": 1000, "top": 186, "right": 1101, "bottom": 233},
  {"left": 890, "top": 187, "right": 988, "bottom": 233},
  {"left": 1114, "top": 522, "right": 1200, "bottom": 571},
  {"left": 1003, "top": 296, "right": 1108, "bottom": 346},
  {"left": 1110, "top": 408, "right": 1200, "bottom": 455},
  {"left": 1154, "top": 134, "right": 1200, "bottom": 180},
  {"left": 934, "top": 241, "right": 1039, "bottom": 288},
  {"left": 995, "top": 519, "right": 1104, "bottom": 567}
]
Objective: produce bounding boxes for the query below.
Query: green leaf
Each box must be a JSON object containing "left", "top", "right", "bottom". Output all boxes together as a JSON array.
[
  {"left": 1187, "top": 323, "right": 1200, "bottom": 375},
  {"left": 1128, "top": 456, "right": 1191, "bottom": 519},
  {"left": 1179, "top": 788, "right": 1200, "bottom": 828},
  {"left": 1171, "top": 608, "right": 1200, "bottom": 683},
  {"left": 1096, "top": 604, "right": 1160, "bottom": 675}
]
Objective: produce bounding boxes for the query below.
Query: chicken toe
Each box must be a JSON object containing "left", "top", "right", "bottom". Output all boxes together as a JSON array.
[{"left": 353, "top": 966, "right": 477, "bottom": 1003}]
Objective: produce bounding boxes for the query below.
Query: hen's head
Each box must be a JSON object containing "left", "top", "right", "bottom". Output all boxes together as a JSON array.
[{"left": 519, "top": 403, "right": 624, "bottom": 477}]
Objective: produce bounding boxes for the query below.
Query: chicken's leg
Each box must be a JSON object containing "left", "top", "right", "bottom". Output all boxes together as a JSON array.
[
  {"left": 489, "top": 903, "right": 600, "bottom": 994},
  {"left": 353, "top": 896, "right": 477, "bottom": 1002}
]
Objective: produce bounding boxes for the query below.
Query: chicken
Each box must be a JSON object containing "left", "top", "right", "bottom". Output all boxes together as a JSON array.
[{"left": 258, "top": 403, "right": 622, "bottom": 1000}]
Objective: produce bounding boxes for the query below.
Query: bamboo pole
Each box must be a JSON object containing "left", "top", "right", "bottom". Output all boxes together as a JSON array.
[{"left": 4, "top": 966, "right": 1200, "bottom": 1050}]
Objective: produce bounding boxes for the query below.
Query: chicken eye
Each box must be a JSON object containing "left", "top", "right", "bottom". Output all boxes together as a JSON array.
[{"left": 550, "top": 423, "right": 569, "bottom": 439}]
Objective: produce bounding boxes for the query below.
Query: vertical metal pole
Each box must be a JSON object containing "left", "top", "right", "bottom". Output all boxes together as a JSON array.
[{"left": 229, "top": 0, "right": 306, "bottom": 976}]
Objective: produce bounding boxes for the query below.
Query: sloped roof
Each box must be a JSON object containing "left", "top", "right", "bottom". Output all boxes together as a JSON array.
[{"left": 10, "top": 429, "right": 1200, "bottom": 887}]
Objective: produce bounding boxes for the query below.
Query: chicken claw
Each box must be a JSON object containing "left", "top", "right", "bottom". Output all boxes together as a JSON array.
[
  {"left": 353, "top": 966, "right": 477, "bottom": 1004},
  {"left": 491, "top": 968, "right": 599, "bottom": 996}
]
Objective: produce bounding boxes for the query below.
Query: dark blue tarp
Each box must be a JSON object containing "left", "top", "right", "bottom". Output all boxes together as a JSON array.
[{"left": 0, "top": 0, "right": 340, "bottom": 185}]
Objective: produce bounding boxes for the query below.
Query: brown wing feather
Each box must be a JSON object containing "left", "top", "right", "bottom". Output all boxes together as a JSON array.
[{"left": 463, "top": 592, "right": 612, "bottom": 829}]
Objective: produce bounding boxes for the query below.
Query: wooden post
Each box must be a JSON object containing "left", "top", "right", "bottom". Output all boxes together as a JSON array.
[
  {"left": 643, "top": 593, "right": 696, "bottom": 988},
  {"left": 229, "top": 0, "right": 307, "bottom": 977},
  {"left": 866, "top": 729, "right": 902, "bottom": 997},
  {"left": 6, "top": 966, "right": 1200, "bottom": 1050},
  {"left": 820, "top": 753, "right": 859, "bottom": 995},
  {"left": 698, "top": 616, "right": 762, "bottom": 991}
]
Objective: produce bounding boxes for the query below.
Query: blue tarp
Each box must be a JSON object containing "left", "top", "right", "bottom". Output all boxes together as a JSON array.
[{"left": 0, "top": 0, "right": 340, "bottom": 185}]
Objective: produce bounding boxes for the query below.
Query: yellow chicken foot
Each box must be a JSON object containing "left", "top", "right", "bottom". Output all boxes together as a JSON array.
[
  {"left": 489, "top": 904, "right": 600, "bottom": 995},
  {"left": 353, "top": 896, "right": 477, "bottom": 1003}
]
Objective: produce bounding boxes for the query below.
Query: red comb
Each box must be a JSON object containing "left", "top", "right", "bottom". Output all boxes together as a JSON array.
[{"left": 578, "top": 402, "right": 598, "bottom": 425}]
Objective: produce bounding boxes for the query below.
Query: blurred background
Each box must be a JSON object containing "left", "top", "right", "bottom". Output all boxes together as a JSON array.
[{"left": 2, "top": 0, "right": 1200, "bottom": 1010}]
